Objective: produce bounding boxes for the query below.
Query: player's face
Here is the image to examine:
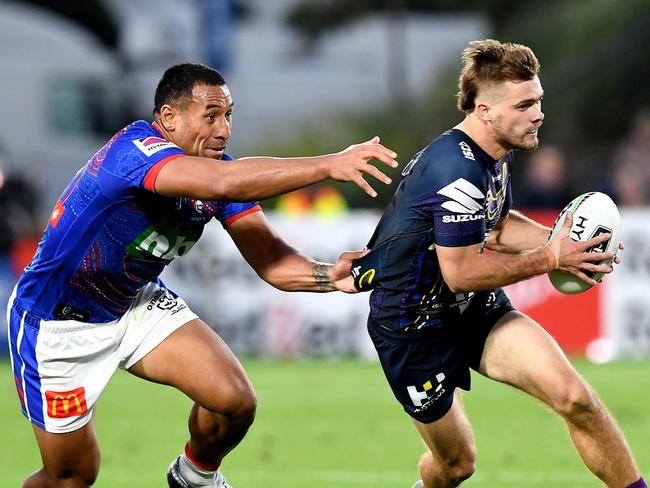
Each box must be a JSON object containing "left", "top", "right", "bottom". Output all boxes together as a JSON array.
[
  {"left": 174, "top": 83, "right": 233, "bottom": 159},
  {"left": 489, "top": 76, "right": 544, "bottom": 152}
]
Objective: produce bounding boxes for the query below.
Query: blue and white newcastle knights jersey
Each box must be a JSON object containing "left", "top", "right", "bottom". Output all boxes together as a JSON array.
[
  {"left": 15, "top": 120, "right": 261, "bottom": 323},
  {"left": 360, "top": 129, "right": 513, "bottom": 331}
]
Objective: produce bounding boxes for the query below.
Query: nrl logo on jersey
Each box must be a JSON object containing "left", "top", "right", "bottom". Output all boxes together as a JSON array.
[
  {"left": 133, "top": 137, "right": 179, "bottom": 157},
  {"left": 437, "top": 178, "right": 485, "bottom": 222}
]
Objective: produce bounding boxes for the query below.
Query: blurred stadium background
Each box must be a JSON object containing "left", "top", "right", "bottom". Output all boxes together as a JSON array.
[{"left": 1, "top": 0, "right": 649, "bottom": 486}]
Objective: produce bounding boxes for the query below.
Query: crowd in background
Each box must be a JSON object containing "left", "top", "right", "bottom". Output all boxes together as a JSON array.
[
  {"left": 515, "top": 107, "right": 650, "bottom": 210},
  {"left": 0, "top": 143, "right": 41, "bottom": 279}
]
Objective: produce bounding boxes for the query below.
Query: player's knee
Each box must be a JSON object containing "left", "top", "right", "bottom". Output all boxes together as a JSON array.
[
  {"left": 208, "top": 377, "right": 257, "bottom": 426},
  {"left": 23, "top": 465, "right": 99, "bottom": 487},
  {"left": 551, "top": 377, "right": 598, "bottom": 424},
  {"left": 418, "top": 451, "right": 435, "bottom": 480},
  {"left": 63, "top": 472, "right": 99, "bottom": 487},
  {"left": 443, "top": 449, "right": 476, "bottom": 484},
  {"left": 420, "top": 447, "right": 476, "bottom": 486},
  {"left": 230, "top": 386, "right": 257, "bottom": 427}
]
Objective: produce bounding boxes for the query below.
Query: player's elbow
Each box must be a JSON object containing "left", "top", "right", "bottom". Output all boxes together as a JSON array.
[
  {"left": 442, "top": 272, "right": 473, "bottom": 294},
  {"left": 256, "top": 267, "right": 282, "bottom": 289},
  {"left": 259, "top": 267, "right": 299, "bottom": 291},
  {"left": 446, "top": 281, "right": 472, "bottom": 294},
  {"left": 205, "top": 177, "right": 249, "bottom": 202},
  {"left": 253, "top": 260, "right": 294, "bottom": 291},
  {"left": 206, "top": 177, "right": 233, "bottom": 200}
]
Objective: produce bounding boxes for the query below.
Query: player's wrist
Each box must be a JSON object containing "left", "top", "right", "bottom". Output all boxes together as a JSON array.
[
  {"left": 542, "top": 245, "right": 559, "bottom": 272},
  {"left": 312, "top": 262, "right": 335, "bottom": 292},
  {"left": 317, "top": 154, "right": 337, "bottom": 181}
]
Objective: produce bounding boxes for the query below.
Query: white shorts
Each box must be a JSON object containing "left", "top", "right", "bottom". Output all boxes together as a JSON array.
[{"left": 7, "top": 282, "right": 198, "bottom": 433}]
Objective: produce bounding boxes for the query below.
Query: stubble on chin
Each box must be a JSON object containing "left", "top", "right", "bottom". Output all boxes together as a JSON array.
[{"left": 497, "top": 132, "right": 539, "bottom": 152}]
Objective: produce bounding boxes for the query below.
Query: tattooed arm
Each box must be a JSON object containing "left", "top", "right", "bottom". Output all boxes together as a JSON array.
[{"left": 228, "top": 211, "right": 364, "bottom": 293}]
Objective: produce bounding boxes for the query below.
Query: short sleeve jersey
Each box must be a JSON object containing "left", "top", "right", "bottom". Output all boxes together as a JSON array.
[
  {"left": 363, "top": 129, "right": 513, "bottom": 331},
  {"left": 15, "top": 120, "right": 261, "bottom": 323}
]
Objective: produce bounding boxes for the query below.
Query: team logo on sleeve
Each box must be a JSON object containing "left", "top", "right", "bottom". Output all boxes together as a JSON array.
[
  {"left": 437, "top": 178, "right": 485, "bottom": 223},
  {"left": 133, "top": 137, "right": 179, "bottom": 157}
]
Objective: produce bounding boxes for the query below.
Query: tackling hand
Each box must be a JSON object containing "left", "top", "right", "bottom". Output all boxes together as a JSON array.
[
  {"left": 328, "top": 136, "right": 398, "bottom": 197},
  {"left": 329, "top": 249, "right": 370, "bottom": 293}
]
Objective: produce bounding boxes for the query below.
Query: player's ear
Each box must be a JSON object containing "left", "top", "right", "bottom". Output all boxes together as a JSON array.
[
  {"left": 158, "top": 104, "right": 176, "bottom": 131},
  {"left": 475, "top": 101, "right": 492, "bottom": 123}
]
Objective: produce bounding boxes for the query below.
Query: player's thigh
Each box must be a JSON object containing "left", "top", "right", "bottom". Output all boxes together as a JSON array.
[
  {"left": 477, "top": 310, "right": 585, "bottom": 407},
  {"left": 412, "top": 390, "right": 476, "bottom": 464},
  {"left": 127, "top": 319, "right": 255, "bottom": 411},
  {"left": 32, "top": 419, "right": 100, "bottom": 483}
]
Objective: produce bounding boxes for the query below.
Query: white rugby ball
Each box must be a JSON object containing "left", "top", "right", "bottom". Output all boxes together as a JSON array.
[{"left": 547, "top": 192, "right": 620, "bottom": 294}]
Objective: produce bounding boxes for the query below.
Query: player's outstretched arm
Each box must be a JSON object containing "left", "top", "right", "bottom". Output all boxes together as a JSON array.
[
  {"left": 228, "top": 211, "right": 364, "bottom": 293},
  {"left": 154, "top": 137, "right": 398, "bottom": 201}
]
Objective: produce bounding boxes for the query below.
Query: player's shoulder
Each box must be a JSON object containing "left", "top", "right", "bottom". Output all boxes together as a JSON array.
[
  {"left": 406, "top": 129, "right": 487, "bottom": 186},
  {"left": 94, "top": 121, "right": 184, "bottom": 177},
  {"left": 108, "top": 120, "right": 153, "bottom": 143},
  {"left": 118, "top": 120, "right": 180, "bottom": 154},
  {"left": 423, "top": 129, "right": 480, "bottom": 167}
]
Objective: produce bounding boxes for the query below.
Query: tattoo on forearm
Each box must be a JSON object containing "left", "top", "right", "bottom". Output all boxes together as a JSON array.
[{"left": 313, "top": 262, "right": 335, "bottom": 292}]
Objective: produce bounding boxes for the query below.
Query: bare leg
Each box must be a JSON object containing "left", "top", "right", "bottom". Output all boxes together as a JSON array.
[
  {"left": 22, "top": 420, "right": 100, "bottom": 488},
  {"left": 479, "top": 311, "right": 640, "bottom": 487},
  {"left": 412, "top": 391, "right": 476, "bottom": 488},
  {"left": 128, "top": 319, "right": 256, "bottom": 466}
]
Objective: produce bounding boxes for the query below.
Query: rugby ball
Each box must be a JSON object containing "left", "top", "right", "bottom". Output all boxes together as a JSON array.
[{"left": 548, "top": 192, "right": 620, "bottom": 294}]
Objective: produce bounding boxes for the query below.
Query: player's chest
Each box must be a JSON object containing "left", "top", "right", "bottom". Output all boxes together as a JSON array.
[
  {"left": 138, "top": 195, "right": 223, "bottom": 226},
  {"left": 125, "top": 197, "right": 221, "bottom": 262},
  {"left": 168, "top": 197, "right": 222, "bottom": 224},
  {"left": 485, "top": 160, "right": 509, "bottom": 227}
]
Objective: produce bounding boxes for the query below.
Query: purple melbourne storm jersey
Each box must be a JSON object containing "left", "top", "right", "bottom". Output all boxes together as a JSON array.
[
  {"left": 354, "top": 129, "right": 513, "bottom": 331},
  {"left": 15, "top": 120, "right": 261, "bottom": 323}
]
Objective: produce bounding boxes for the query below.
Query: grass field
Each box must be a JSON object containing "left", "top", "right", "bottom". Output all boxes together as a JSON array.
[{"left": 2, "top": 358, "right": 649, "bottom": 487}]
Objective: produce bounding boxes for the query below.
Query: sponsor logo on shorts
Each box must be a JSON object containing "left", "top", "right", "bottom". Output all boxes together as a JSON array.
[
  {"left": 45, "top": 387, "right": 88, "bottom": 418},
  {"left": 407, "top": 373, "right": 446, "bottom": 413},
  {"left": 133, "top": 137, "right": 179, "bottom": 157},
  {"left": 146, "top": 289, "right": 187, "bottom": 315}
]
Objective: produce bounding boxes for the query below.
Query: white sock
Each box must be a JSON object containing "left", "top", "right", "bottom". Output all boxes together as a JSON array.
[{"left": 178, "top": 451, "right": 218, "bottom": 488}]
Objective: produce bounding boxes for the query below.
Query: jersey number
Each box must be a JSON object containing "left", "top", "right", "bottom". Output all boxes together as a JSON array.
[{"left": 401, "top": 150, "right": 424, "bottom": 176}]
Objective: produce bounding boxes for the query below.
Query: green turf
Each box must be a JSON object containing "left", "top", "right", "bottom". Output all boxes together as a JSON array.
[{"left": 2, "top": 358, "right": 649, "bottom": 487}]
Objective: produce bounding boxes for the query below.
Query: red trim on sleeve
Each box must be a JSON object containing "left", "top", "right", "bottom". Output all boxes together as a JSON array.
[
  {"left": 143, "top": 153, "right": 184, "bottom": 192},
  {"left": 223, "top": 204, "right": 263, "bottom": 228}
]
